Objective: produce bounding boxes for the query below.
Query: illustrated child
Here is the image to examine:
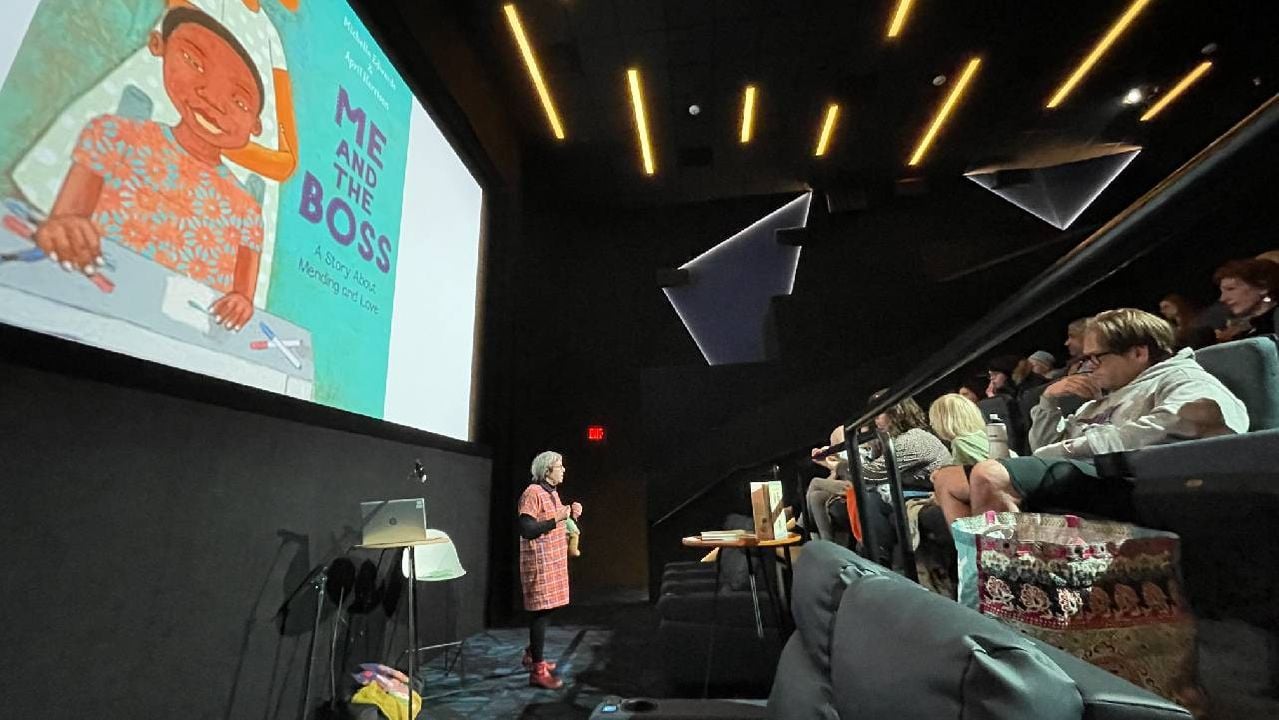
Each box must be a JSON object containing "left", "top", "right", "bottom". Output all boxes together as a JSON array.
[
  {"left": 33, "top": 7, "right": 266, "bottom": 330},
  {"left": 14, "top": 0, "right": 301, "bottom": 307}
]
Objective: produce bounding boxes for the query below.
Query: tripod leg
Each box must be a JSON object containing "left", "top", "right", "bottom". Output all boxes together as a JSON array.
[
  {"left": 407, "top": 545, "right": 417, "bottom": 718},
  {"left": 329, "top": 587, "right": 345, "bottom": 707},
  {"left": 299, "top": 573, "right": 327, "bottom": 720}
]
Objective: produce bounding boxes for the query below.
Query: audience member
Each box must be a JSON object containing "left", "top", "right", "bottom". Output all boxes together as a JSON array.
[
  {"left": 928, "top": 394, "right": 990, "bottom": 465},
  {"left": 957, "top": 372, "right": 987, "bottom": 403},
  {"left": 986, "top": 355, "right": 1045, "bottom": 399},
  {"left": 1214, "top": 258, "right": 1279, "bottom": 341},
  {"left": 1062, "top": 318, "right": 1089, "bottom": 375},
  {"left": 985, "top": 355, "right": 1020, "bottom": 398},
  {"left": 805, "top": 391, "right": 951, "bottom": 539},
  {"left": 1158, "top": 293, "right": 1200, "bottom": 329},
  {"left": 861, "top": 390, "right": 952, "bottom": 490},
  {"left": 1157, "top": 293, "right": 1213, "bottom": 349},
  {"left": 1013, "top": 357, "right": 1047, "bottom": 392},
  {"left": 804, "top": 424, "right": 849, "bottom": 540},
  {"left": 939, "top": 309, "right": 1247, "bottom": 523},
  {"left": 1026, "top": 350, "right": 1058, "bottom": 381}
]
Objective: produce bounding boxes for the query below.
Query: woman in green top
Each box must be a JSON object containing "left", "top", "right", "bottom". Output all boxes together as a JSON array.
[{"left": 928, "top": 393, "right": 990, "bottom": 465}]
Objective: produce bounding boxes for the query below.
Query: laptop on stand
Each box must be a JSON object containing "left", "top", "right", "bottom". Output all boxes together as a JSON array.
[{"left": 360, "top": 498, "right": 428, "bottom": 547}]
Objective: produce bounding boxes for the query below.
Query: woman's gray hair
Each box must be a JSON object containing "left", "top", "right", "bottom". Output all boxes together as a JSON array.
[{"left": 530, "top": 450, "right": 562, "bottom": 481}]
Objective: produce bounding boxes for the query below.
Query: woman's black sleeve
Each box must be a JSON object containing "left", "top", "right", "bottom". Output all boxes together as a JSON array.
[{"left": 519, "top": 513, "right": 556, "bottom": 540}]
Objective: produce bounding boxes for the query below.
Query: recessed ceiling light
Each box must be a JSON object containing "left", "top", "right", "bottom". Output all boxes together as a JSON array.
[
  {"left": 932, "top": 75, "right": 947, "bottom": 87},
  {"left": 627, "top": 68, "right": 656, "bottom": 175},
  {"left": 813, "top": 103, "right": 841, "bottom": 157},
  {"left": 886, "top": 0, "right": 915, "bottom": 39},
  {"left": 740, "top": 85, "right": 757, "bottom": 144},
  {"left": 688, "top": 104, "right": 701, "bottom": 116},
  {"left": 1201, "top": 43, "right": 1218, "bottom": 55},
  {"left": 502, "top": 4, "right": 566, "bottom": 140},
  {"left": 909, "top": 57, "right": 982, "bottom": 167},
  {"left": 1141, "top": 61, "right": 1213, "bottom": 121},
  {"left": 1046, "top": 0, "right": 1153, "bottom": 109},
  {"left": 1122, "top": 88, "right": 1143, "bottom": 105}
]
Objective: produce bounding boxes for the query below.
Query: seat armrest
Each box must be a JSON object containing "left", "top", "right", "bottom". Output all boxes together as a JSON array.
[
  {"left": 660, "top": 577, "right": 718, "bottom": 595},
  {"left": 1113, "top": 429, "right": 1279, "bottom": 481},
  {"left": 656, "top": 590, "right": 779, "bottom": 627}
]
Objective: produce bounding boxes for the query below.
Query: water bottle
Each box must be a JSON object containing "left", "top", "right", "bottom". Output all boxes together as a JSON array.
[{"left": 985, "top": 414, "right": 1009, "bottom": 459}]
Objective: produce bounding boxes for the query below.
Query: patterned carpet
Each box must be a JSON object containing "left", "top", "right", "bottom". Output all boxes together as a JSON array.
[{"left": 412, "top": 600, "right": 673, "bottom": 719}]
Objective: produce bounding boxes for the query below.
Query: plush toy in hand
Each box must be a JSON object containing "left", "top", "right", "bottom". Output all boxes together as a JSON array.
[
  {"left": 565, "top": 501, "right": 582, "bottom": 557},
  {"left": 565, "top": 517, "right": 581, "bottom": 557}
]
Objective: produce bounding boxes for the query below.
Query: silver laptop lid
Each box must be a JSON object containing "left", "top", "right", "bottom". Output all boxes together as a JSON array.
[{"left": 360, "top": 498, "right": 428, "bottom": 547}]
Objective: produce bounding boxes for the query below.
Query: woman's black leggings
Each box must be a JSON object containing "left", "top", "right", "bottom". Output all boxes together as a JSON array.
[{"left": 528, "top": 609, "right": 555, "bottom": 662}]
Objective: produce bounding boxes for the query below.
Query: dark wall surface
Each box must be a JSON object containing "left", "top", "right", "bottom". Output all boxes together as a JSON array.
[{"left": 0, "top": 357, "right": 491, "bottom": 718}]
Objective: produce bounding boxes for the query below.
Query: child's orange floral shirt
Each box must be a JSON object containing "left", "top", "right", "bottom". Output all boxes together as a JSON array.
[{"left": 73, "top": 114, "right": 263, "bottom": 292}]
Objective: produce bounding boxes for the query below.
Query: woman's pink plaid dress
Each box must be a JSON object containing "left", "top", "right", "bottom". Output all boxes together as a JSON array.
[{"left": 518, "top": 483, "right": 570, "bottom": 611}]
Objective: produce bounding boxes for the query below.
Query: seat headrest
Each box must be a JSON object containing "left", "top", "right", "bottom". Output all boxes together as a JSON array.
[
  {"left": 1194, "top": 337, "right": 1279, "bottom": 431},
  {"left": 830, "top": 574, "right": 1084, "bottom": 720},
  {"left": 789, "top": 540, "right": 888, "bottom": 671}
]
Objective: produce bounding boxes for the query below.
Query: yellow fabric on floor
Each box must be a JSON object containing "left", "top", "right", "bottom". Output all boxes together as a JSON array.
[{"left": 352, "top": 683, "right": 422, "bottom": 720}]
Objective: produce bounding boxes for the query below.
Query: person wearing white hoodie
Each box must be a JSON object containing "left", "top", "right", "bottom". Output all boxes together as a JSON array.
[{"left": 955, "top": 308, "right": 1249, "bottom": 522}]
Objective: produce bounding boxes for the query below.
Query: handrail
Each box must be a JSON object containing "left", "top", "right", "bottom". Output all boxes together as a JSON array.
[
  {"left": 650, "top": 450, "right": 795, "bottom": 528},
  {"left": 878, "top": 430, "right": 919, "bottom": 581},
  {"left": 848, "top": 430, "right": 877, "bottom": 555},
  {"left": 844, "top": 93, "right": 1279, "bottom": 436},
  {"left": 651, "top": 426, "right": 880, "bottom": 528}
]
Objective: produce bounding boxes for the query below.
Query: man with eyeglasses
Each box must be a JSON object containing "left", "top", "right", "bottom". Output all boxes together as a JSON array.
[{"left": 944, "top": 308, "right": 1248, "bottom": 522}]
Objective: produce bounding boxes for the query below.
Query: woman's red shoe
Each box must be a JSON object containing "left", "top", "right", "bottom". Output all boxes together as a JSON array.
[
  {"left": 528, "top": 660, "right": 563, "bottom": 689},
  {"left": 522, "top": 647, "right": 556, "bottom": 671}
]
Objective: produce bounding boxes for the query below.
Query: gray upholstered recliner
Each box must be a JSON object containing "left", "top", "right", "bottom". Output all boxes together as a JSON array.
[
  {"left": 1192, "top": 335, "right": 1279, "bottom": 432},
  {"left": 1105, "top": 334, "right": 1278, "bottom": 482},
  {"left": 768, "top": 540, "right": 1191, "bottom": 720},
  {"left": 1107, "top": 338, "right": 1279, "bottom": 640},
  {"left": 657, "top": 515, "right": 785, "bottom": 694}
]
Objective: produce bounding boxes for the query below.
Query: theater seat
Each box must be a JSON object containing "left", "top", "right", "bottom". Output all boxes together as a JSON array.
[
  {"left": 1108, "top": 335, "right": 1279, "bottom": 493},
  {"left": 1118, "top": 335, "right": 1279, "bottom": 634},
  {"left": 1191, "top": 336, "right": 1279, "bottom": 431},
  {"left": 768, "top": 541, "right": 1191, "bottom": 719},
  {"left": 656, "top": 515, "right": 785, "bottom": 694}
]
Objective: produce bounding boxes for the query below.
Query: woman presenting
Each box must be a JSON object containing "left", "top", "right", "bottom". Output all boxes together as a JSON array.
[{"left": 517, "top": 451, "right": 582, "bottom": 690}]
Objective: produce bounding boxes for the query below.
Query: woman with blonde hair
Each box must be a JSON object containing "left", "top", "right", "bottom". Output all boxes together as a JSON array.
[{"left": 928, "top": 393, "right": 990, "bottom": 466}]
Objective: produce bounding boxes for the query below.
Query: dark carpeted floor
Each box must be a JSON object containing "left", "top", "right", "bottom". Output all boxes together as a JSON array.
[
  {"left": 405, "top": 603, "right": 1279, "bottom": 720},
  {"left": 412, "top": 598, "right": 674, "bottom": 719}
]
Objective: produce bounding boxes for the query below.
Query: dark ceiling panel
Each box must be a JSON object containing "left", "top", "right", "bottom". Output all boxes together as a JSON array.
[
  {"left": 568, "top": 0, "right": 620, "bottom": 39},
  {"left": 517, "top": 1, "right": 572, "bottom": 44},
  {"left": 666, "top": 29, "right": 715, "bottom": 67},
  {"left": 664, "top": 0, "right": 714, "bottom": 29},
  {"left": 614, "top": 0, "right": 665, "bottom": 34},
  {"left": 437, "top": 0, "right": 1279, "bottom": 207},
  {"left": 715, "top": 0, "right": 764, "bottom": 21}
]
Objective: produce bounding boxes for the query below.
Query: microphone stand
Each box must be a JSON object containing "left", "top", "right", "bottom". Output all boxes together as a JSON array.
[
  {"left": 295, "top": 565, "right": 328, "bottom": 720},
  {"left": 276, "top": 459, "right": 429, "bottom": 720}
]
